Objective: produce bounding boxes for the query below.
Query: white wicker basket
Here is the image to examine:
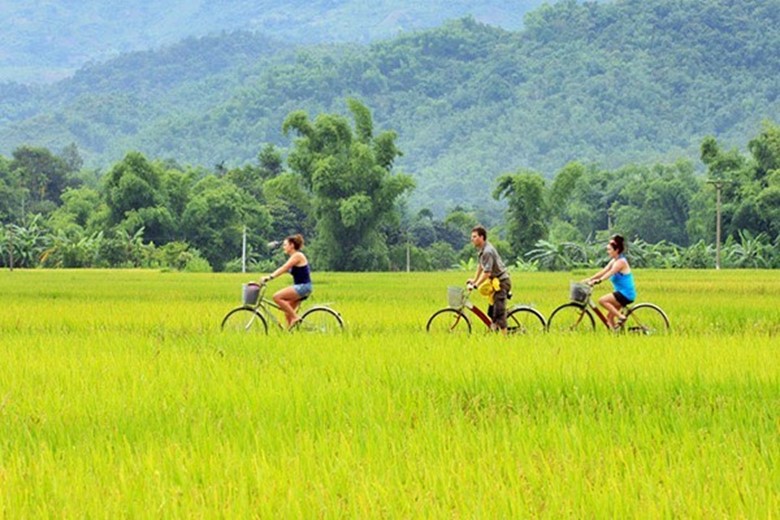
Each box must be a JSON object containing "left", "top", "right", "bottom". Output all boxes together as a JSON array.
[
  {"left": 447, "top": 286, "right": 466, "bottom": 308},
  {"left": 569, "top": 282, "right": 592, "bottom": 304}
]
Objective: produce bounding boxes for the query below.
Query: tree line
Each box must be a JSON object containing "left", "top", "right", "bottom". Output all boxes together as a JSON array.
[{"left": 1, "top": 100, "right": 778, "bottom": 272}]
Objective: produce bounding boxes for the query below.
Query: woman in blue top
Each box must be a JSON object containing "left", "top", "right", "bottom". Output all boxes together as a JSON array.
[
  {"left": 587, "top": 235, "right": 636, "bottom": 329},
  {"left": 261, "top": 234, "right": 312, "bottom": 329}
]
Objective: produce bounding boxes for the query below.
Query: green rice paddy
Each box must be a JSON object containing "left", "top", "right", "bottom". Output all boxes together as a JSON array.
[{"left": 0, "top": 269, "right": 778, "bottom": 517}]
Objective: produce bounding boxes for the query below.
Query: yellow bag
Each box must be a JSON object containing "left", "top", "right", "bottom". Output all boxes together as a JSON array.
[{"left": 478, "top": 278, "right": 501, "bottom": 304}]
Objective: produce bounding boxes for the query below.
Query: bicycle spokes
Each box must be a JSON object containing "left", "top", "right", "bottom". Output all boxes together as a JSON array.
[{"left": 622, "top": 304, "right": 670, "bottom": 336}]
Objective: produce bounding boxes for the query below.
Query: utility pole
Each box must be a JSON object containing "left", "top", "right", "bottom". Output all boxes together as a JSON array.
[
  {"left": 241, "top": 226, "right": 247, "bottom": 274},
  {"left": 706, "top": 179, "right": 727, "bottom": 270},
  {"left": 6, "top": 224, "right": 13, "bottom": 271}
]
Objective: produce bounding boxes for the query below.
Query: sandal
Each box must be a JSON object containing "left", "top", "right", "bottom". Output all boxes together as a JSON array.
[{"left": 288, "top": 318, "right": 302, "bottom": 331}]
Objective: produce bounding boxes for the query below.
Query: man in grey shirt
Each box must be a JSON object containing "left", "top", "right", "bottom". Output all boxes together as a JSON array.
[{"left": 466, "top": 225, "right": 512, "bottom": 334}]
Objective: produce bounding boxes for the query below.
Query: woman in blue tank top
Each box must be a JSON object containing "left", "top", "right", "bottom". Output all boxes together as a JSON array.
[
  {"left": 586, "top": 234, "right": 636, "bottom": 329},
  {"left": 261, "top": 234, "right": 312, "bottom": 329}
]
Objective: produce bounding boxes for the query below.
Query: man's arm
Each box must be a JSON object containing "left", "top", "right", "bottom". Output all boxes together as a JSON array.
[{"left": 468, "top": 265, "right": 484, "bottom": 289}]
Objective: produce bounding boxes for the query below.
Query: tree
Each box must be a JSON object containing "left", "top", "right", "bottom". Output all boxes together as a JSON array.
[
  {"left": 10, "top": 145, "right": 76, "bottom": 215},
  {"left": 724, "top": 230, "right": 774, "bottom": 268},
  {"left": 440, "top": 207, "right": 477, "bottom": 250},
  {"left": 47, "top": 187, "right": 105, "bottom": 231},
  {"left": 40, "top": 228, "right": 104, "bottom": 268},
  {"left": 263, "top": 172, "right": 314, "bottom": 240},
  {"left": 427, "top": 240, "right": 459, "bottom": 270},
  {"left": 613, "top": 161, "right": 697, "bottom": 245},
  {"left": 699, "top": 136, "right": 745, "bottom": 241},
  {"left": 526, "top": 239, "right": 589, "bottom": 271},
  {"left": 547, "top": 161, "right": 586, "bottom": 221},
  {"left": 181, "top": 175, "right": 271, "bottom": 271},
  {"left": 258, "top": 143, "right": 284, "bottom": 178},
  {"left": 103, "top": 152, "right": 178, "bottom": 243},
  {"left": 59, "top": 143, "right": 84, "bottom": 173},
  {"left": 746, "top": 121, "right": 780, "bottom": 241},
  {"left": 97, "top": 227, "right": 151, "bottom": 268},
  {"left": 0, "top": 155, "right": 22, "bottom": 223},
  {"left": 163, "top": 167, "right": 197, "bottom": 224},
  {"left": 550, "top": 166, "right": 620, "bottom": 241},
  {"left": 408, "top": 210, "right": 436, "bottom": 248},
  {"left": 493, "top": 169, "right": 548, "bottom": 259},
  {"left": 283, "top": 98, "right": 414, "bottom": 270},
  {"left": 0, "top": 214, "right": 50, "bottom": 268},
  {"left": 747, "top": 120, "right": 780, "bottom": 184}
]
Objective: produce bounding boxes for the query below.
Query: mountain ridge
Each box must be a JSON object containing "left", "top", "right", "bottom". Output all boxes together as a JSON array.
[{"left": 0, "top": 0, "right": 542, "bottom": 84}]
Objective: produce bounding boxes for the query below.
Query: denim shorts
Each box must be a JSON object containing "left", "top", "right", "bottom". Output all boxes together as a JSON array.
[{"left": 294, "top": 282, "right": 313, "bottom": 298}]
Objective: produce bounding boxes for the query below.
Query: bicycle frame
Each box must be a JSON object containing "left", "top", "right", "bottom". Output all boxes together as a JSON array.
[
  {"left": 426, "top": 287, "right": 547, "bottom": 334},
  {"left": 563, "top": 281, "right": 628, "bottom": 330},
  {"left": 548, "top": 282, "right": 670, "bottom": 335},
  {"left": 463, "top": 300, "right": 493, "bottom": 327},
  {"left": 246, "top": 284, "right": 304, "bottom": 330},
  {"left": 583, "top": 297, "right": 614, "bottom": 329},
  {"left": 222, "top": 281, "right": 345, "bottom": 335}
]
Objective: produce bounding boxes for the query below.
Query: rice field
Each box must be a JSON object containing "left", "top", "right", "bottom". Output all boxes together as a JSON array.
[{"left": 0, "top": 269, "right": 778, "bottom": 517}]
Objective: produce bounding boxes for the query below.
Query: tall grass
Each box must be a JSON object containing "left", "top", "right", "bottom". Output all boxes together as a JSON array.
[{"left": 0, "top": 269, "right": 777, "bottom": 517}]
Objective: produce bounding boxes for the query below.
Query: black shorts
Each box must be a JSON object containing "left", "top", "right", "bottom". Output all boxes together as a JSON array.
[{"left": 614, "top": 291, "right": 633, "bottom": 307}]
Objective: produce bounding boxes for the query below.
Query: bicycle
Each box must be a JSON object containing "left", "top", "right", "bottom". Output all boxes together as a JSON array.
[
  {"left": 546, "top": 281, "right": 670, "bottom": 335},
  {"left": 426, "top": 285, "right": 546, "bottom": 334},
  {"left": 221, "top": 282, "right": 344, "bottom": 334}
]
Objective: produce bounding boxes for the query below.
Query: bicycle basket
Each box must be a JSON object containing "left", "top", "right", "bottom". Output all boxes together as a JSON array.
[
  {"left": 242, "top": 283, "right": 260, "bottom": 305},
  {"left": 447, "top": 286, "right": 467, "bottom": 308},
  {"left": 569, "top": 282, "right": 591, "bottom": 304}
]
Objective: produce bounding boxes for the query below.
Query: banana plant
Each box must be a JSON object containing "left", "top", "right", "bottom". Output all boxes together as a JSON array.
[
  {"left": 725, "top": 230, "right": 773, "bottom": 268},
  {"left": 1, "top": 214, "right": 51, "bottom": 267}
]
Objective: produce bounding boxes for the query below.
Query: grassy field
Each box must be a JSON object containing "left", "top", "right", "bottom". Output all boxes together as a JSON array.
[{"left": 0, "top": 269, "right": 778, "bottom": 517}]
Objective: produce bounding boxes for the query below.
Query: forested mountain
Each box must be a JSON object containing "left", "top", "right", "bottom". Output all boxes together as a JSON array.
[
  {"left": 1, "top": 0, "right": 779, "bottom": 214},
  {"left": 0, "top": 0, "right": 544, "bottom": 83}
]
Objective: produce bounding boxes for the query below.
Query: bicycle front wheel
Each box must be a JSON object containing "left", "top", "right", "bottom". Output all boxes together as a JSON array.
[
  {"left": 622, "top": 303, "right": 670, "bottom": 336},
  {"left": 426, "top": 308, "right": 471, "bottom": 334},
  {"left": 221, "top": 307, "right": 268, "bottom": 334},
  {"left": 507, "top": 307, "right": 547, "bottom": 335},
  {"left": 547, "top": 303, "right": 596, "bottom": 333},
  {"left": 297, "top": 307, "right": 344, "bottom": 333}
]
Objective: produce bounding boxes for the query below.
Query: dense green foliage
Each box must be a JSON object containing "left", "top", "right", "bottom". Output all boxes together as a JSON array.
[
  {"left": 1, "top": 113, "right": 779, "bottom": 271},
  {"left": 2, "top": 0, "right": 779, "bottom": 214},
  {"left": 0, "top": 101, "right": 416, "bottom": 271},
  {"left": 283, "top": 99, "right": 414, "bottom": 270}
]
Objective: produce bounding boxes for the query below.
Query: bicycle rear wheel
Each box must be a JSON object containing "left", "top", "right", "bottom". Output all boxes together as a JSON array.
[
  {"left": 297, "top": 307, "right": 344, "bottom": 333},
  {"left": 622, "top": 303, "right": 670, "bottom": 336},
  {"left": 426, "top": 308, "right": 471, "bottom": 334},
  {"left": 547, "top": 303, "right": 596, "bottom": 333},
  {"left": 506, "top": 307, "right": 547, "bottom": 335},
  {"left": 221, "top": 307, "right": 268, "bottom": 334}
]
